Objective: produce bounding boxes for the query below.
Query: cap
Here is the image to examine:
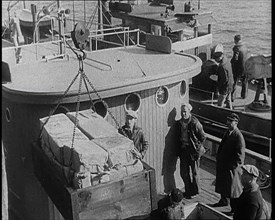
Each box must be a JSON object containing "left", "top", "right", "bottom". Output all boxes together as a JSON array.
[
  {"left": 227, "top": 113, "right": 240, "bottom": 122},
  {"left": 170, "top": 188, "right": 183, "bottom": 203},
  {"left": 126, "top": 110, "right": 138, "bottom": 119},
  {"left": 182, "top": 103, "right": 192, "bottom": 111},
  {"left": 214, "top": 44, "right": 224, "bottom": 54},
  {"left": 241, "top": 164, "right": 259, "bottom": 178},
  {"left": 234, "top": 34, "right": 241, "bottom": 42}
]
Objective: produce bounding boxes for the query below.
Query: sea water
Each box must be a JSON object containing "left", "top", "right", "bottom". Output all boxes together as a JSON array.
[{"left": 2, "top": 0, "right": 271, "bottom": 57}]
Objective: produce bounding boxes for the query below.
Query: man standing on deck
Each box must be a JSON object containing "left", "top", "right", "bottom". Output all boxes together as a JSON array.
[
  {"left": 212, "top": 113, "right": 246, "bottom": 215},
  {"left": 176, "top": 103, "right": 206, "bottom": 199},
  {"left": 119, "top": 110, "right": 149, "bottom": 159},
  {"left": 233, "top": 164, "right": 270, "bottom": 220},
  {"left": 231, "top": 34, "right": 249, "bottom": 101},
  {"left": 213, "top": 44, "right": 234, "bottom": 109}
]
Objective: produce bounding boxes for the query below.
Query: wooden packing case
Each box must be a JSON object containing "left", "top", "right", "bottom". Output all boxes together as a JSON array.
[{"left": 31, "top": 142, "right": 157, "bottom": 220}]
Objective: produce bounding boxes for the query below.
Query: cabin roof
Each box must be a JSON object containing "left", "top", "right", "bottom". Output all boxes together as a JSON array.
[
  {"left": 2, "top": 45, "right": 201, "bottom": 103},
  {"left": 110, "top": 4, "right": 215, "bottom": 28}
]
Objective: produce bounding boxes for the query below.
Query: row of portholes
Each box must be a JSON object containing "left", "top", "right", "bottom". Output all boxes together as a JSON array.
[{"left": 5, "top": 81, "right": 187, "bottom": 122}]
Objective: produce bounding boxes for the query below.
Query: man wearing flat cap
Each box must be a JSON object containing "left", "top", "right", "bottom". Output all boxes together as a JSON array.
[
  {"left": 231, "top": 34, "right": 249, "bottom": 101},
  {"left": 119, "top": 110, "right": 148, "bottom": 159},
  {"left": 213, "top": 44, "right": 234, "bottom": 109},
  {"left": 175, "top": 103, "right": 206, "bottom": 199},
  {"left": 213, "top": 113, "right": 246, "bottom": 215},
  {"left": 233, "top": 164, "right": 270, "bottom": 220}
]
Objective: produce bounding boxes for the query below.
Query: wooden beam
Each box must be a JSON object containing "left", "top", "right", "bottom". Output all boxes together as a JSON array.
[{"left": 172, "top": 34, "right": 212, "bottom": 52}]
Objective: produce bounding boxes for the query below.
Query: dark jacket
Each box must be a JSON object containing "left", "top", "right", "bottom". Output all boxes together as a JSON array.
[
  {"left": 215, "top": 127, "right": 245, "bottom": 198},
  {"left": 233, "top": 183, "right": 263, "bottom": 220},
  {"left": 176, "top": 115, "right": 206, "bottom": 160},
  {"left": 119, "top": 125, "right": 148, "bottom": 158},
  {"left": 217, "top": 56, "right": 234, "bottom": 95},
  {"left": 231, "top": 41, "right": 249, "bottom": 77}
]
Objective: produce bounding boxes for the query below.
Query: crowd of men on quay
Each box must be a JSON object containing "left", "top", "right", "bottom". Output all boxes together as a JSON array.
[
  {"left": 120, "top": 105, "right": 270, "bottom": 220},
  {"left": 117, "top": 34, "right": 270, "bottom": 220}
]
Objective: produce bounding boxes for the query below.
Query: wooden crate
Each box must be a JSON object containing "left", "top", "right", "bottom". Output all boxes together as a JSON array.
[{"left": 31, "top": 142, "right": 157, "bottom": 220}]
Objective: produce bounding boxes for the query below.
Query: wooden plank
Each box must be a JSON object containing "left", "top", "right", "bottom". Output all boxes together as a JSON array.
[
  {"left": 76, "top": 173, "right": 150, "bottom": 211},
  {"left": 31, "top": 142, "right": 75, "bottom": 220},
  {"left": 190, "top": 99, "right": 271, "bottom": 138},
  {"left": 172, "top": 34, "right": 212, "bottom": 52},
  {"left": 142, "top": 162, "right": 158, "bottom": 210},
  {"left": 75, "top": 168, "right": 153, "bottom": 219},
  {"left": 198, "top": 203, "right": 232, "bottom": 220},
  {"left": 78, "top": 190, "right": 151, "bottom": 219}
]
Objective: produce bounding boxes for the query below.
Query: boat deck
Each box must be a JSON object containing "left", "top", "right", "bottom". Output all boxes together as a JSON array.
[
  {"left": 190, "top": 82, "right": 272, "bottom": 120},
  {"left": 156, "top": 156, "right": 272, "bottom": 219}
]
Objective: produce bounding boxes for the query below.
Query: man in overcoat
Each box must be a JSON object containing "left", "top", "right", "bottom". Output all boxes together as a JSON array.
[{"left": 213, "top": 113, "right": 246, "bottom": 215}]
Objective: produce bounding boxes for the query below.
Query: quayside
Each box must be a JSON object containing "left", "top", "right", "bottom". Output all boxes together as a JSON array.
[{"left": 2, "top": 1, "right": 272, "bottom": 219}]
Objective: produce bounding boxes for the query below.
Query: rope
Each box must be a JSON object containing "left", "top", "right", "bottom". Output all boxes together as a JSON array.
[
  {"left": 71, "top": 68, "right": 84, "bottom": 150},
  {"left": 39, "top": 70, "right": 81, "bottom": 138},
  {"left": 257, "top": 169, "right": 271, "bottom": 190},
  {"left": 86, "top": 3, "right": 98, "bottom": 30}
]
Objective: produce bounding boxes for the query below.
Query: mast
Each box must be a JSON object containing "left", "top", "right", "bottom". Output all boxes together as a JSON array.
[{"left": 57, "top": 0, "right": 63, "bottom": 54}]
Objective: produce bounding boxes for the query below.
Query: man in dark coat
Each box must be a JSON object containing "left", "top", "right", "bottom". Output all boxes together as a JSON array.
[
  {"left": 231, "top": 34, "right": 249, "bottom": 101},
  {"left": 213, "top": 44, "right": 234, "bottom": 109},
  {"left": 175, "top": 103, "right": 206, "bottom": 199},
  {"left": 212, "top": 113, "right": 246, "bottom": 215},
  {"left": 119, "top": 110, "right": 148, "bottom": 159},
  {"left": 233, "top": 164, "right": 268, "bottom": 220}
]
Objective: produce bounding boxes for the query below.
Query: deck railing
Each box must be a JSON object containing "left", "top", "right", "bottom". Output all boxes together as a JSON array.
[{"left": 2, "top": 28, "right": 140, "bottom": 63}]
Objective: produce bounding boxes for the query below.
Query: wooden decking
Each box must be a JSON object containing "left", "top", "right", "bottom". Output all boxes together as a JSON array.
[{"left": 156, "top": 156, "right": 272, "bottom": 219}]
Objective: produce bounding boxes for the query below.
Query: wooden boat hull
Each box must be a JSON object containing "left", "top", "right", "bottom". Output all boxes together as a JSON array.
[
  {"left": 190, "top": 99, "right": 271, "bottom": 156},
  {"left": 19, "top": 9, "right": 52, "bottom": 37}
]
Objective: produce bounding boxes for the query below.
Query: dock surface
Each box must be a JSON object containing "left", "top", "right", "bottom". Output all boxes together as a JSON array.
[{"left": 156, "top": 156, "right": 272, "bottom": 219}]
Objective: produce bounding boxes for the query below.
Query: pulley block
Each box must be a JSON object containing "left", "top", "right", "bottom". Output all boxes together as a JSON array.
[{"left": 71, "top": 23, "right": 89, "bottom": 50}]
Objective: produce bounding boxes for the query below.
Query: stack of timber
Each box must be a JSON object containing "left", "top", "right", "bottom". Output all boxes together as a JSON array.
[{"left": 34, "top": 109, "right": 157, "bottom": 220}]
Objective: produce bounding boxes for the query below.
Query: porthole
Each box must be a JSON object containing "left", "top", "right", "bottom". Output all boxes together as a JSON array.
[
  {"left": 124, "top": 93, "right": 141, "bottom": 112},
  {"left": 179, "top": 80, "right": 187, "bottom": 97},
  {"left": 93, "top": 100, "right": 108, "bottom": 118},
  {"left": 6, "top": 108, "right": 11, "bottom": 122},
  {"left": 155, "top": 86, "right": 169, "bottom": 106}
]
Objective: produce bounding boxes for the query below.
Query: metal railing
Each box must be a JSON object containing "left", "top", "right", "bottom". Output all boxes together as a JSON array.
[{"left": 2, "top": 27, "right": 141, "bottom": 63}]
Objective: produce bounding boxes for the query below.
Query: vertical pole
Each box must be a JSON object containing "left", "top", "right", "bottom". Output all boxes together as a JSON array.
[
  {"left": 98, "top": 0, "right": 103, "bottom": 32},
  {"left": 194, "top": 26, "right": 198, "bottom": 56},
  {"left": 102, "top": 0, "right": 109, "bottom": 28},
  {"left": 198, "top": 0, "right": 200, "bottom": 10},
  {"left": 269, "top": 138, "right": 271, "bottom": 160},
  {"left": 211, "top": 92, "right": 214, "bottom": 105},
  {"left": 57, "top": 0, "right": 63, "bottom": 54},
  {"left": 208, "top": 24, "right": 212, "bottom": 34},
  {"left": 31, "top": 4, "right": 38, "bottom": 43},
  {"left": 23, "top": 0, "right": 26, "bottom": 9}
]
